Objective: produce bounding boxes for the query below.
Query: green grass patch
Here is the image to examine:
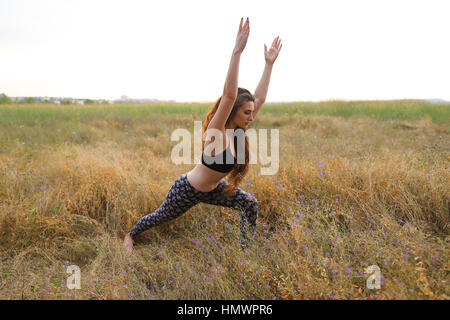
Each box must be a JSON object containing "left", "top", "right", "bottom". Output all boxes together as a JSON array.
[{"left": 1, "top": 100, "right": 449, "bottom": 126}]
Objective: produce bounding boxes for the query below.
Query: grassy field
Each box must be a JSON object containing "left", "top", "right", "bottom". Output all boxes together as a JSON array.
[{"left": 0, "top": 100, "right": 449, "bottom": 300}]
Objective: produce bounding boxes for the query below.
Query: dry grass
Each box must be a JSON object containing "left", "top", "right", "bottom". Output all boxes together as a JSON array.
[{"left": 0, "top": 102, "right": 448, "bottom": 300}]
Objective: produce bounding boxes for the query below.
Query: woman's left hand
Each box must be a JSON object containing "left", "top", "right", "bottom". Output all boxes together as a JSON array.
[{"left": 264, "top": 36, "right": 282, "bottom": 65}]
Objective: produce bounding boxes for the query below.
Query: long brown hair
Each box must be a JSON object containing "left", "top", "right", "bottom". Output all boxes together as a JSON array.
[{"left": 201, "top": 87, "right": 255, "bottom": 198}]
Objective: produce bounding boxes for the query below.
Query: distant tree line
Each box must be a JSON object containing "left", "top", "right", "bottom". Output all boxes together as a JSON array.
[
  {"left": 0, "top": 93, "right": 38, "bottom": 104},
  {"left": 0, "top": 93, "right": 110, "bottom": 105},
  {"left": 0, "top": 93, "right": 171, "bottom": 105},
  {"left": 0, "top": 93, "right": 13, "bottom": 104}
]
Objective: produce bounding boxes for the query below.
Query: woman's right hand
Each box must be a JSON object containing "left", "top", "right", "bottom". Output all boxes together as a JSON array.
[{"left": 233, "top": 17, "right": 250, "bottom": 54}]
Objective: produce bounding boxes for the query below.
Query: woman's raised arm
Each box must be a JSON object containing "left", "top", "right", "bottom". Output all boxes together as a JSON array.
[
  {"left": 209, "top": 17, "right": 250, "bottom": 129},
  {"left": 253, "top": 36, "right": 282, "bottom": 117}
]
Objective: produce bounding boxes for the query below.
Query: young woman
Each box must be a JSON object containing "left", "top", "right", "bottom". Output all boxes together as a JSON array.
[{"left": 123, "top": 17, "right": 282, "bottom": 252}]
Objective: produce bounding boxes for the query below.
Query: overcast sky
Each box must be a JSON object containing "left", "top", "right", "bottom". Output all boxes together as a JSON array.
[{"left": 1, "top": 0, "right": 449, "bottom": 102}]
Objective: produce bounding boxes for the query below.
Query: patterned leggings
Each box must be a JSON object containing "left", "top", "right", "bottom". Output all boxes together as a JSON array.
[{"left": 129, "top": 174, "right": 258, "bottom": 248}]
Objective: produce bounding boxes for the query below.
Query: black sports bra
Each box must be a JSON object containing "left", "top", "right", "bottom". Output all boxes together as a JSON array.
[{"left": 201, "top": 129, "right": 239, "bottom": 173}]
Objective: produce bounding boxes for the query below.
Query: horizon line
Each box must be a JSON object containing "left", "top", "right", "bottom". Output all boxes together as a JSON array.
[{"left": 1, "top": 93, "right": 449, "bottom": 104}]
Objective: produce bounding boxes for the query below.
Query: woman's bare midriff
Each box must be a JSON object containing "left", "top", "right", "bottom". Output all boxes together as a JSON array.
[{"left": 186, "top": 164, "right": 229, "bottom": 192}]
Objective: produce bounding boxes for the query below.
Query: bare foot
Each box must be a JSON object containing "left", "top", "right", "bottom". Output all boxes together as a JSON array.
[{"left": 123, "top": 233, "right": 134, "bottom": 253}]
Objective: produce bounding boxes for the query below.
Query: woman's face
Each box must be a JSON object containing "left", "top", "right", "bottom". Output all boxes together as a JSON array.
[{"left": 233, "top": 101, "right": 255, "bottom": 129}]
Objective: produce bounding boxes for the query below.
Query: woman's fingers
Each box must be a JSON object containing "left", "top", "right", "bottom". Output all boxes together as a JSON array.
[
  {"left": 243, "top": 17, "right": 249, "bottom": 32},
  {"left": 238, "top": 17, "right": 249, "bottom": 39},
  {"left": 272, "top": 36, "right": 277, "bottom": 47},
  {"left": 238, "top": 17, "right": 250, "bottom": 36},
  {"left": 234, "top": 18, "right": 250, "bottom": 53},
  {"left": 270, "top": 36, "right": 282, "bottom": 50}
]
